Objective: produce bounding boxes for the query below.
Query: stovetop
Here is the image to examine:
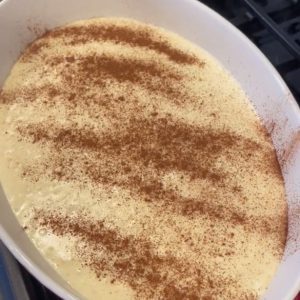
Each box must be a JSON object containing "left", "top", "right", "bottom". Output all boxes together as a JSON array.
[
  {"left": 202, "top": 0, "right": 300, "bottom": 104},
  {"left": 0, "top": 0, "right": 300, "bottom": 299}
]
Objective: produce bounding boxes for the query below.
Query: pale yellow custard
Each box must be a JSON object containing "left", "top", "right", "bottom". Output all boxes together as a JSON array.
[{"left": 0, "top": 18, "right": 287, "bottom": 300}]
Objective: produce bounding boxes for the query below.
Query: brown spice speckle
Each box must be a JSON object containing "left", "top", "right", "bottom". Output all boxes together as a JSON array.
[{"left": 0, "top": 18, "right": 287, "bottom": 300}]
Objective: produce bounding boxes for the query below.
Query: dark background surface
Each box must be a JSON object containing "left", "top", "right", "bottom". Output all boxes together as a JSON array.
[
  {"left": 201, "top": 0, "right": 300, "bottom": 106},
  {"left": 0, "top": 0, "right": 300, "bottom": 299}
]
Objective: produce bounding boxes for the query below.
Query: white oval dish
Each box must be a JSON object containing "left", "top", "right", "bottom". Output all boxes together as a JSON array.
[{"left": 0, "top": 0, "right": 300, "bottom": 299}]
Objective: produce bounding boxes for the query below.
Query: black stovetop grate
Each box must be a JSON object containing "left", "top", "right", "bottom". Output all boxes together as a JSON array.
[
  {"left": 202, "top": 0, "right": 300, "bottom": 104},
  {"left": 2, "top": 0, "right": 300, "bottom": 299}
]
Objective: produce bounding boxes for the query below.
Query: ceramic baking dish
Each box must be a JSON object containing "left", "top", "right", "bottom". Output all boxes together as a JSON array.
[{"left": 0, "top": 0, "right": 300, "bottom": 299}]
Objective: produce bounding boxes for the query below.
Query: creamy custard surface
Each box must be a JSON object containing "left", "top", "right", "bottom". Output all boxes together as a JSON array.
[{"left": 0, "top": 18, "right": 287, "bottom": 300}]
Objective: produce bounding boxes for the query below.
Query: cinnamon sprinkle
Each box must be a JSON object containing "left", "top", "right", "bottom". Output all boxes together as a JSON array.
[
  {"left": 24, "top": 22, "right": 203, "bottom": 66},
  {"left": 0, "top": 17, "right": 287, "bottom": 300},
  {"left": 17, "top": 117, "right": 283, "bottom": 235},
  {"left": 33, "top": 210, "right": 255, "bottom": 299}
]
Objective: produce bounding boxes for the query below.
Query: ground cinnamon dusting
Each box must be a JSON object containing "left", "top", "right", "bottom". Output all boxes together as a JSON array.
[
  {"left": 23, "top": 23, "right": 202, "bottom": 66},
  {"left": 17, "top": 119, "right": 282, "bottom": 235},
  {"left": 33, "top": 210, "right": 254, "bottom": 299},
  {"left": 0, "top": 18, "right": 287, "bottom": 300}
]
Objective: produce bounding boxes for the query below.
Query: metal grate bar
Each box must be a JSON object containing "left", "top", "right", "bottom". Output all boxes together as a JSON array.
[{"left": 241, "top": 0, "right": 300, "bottom": 60}]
